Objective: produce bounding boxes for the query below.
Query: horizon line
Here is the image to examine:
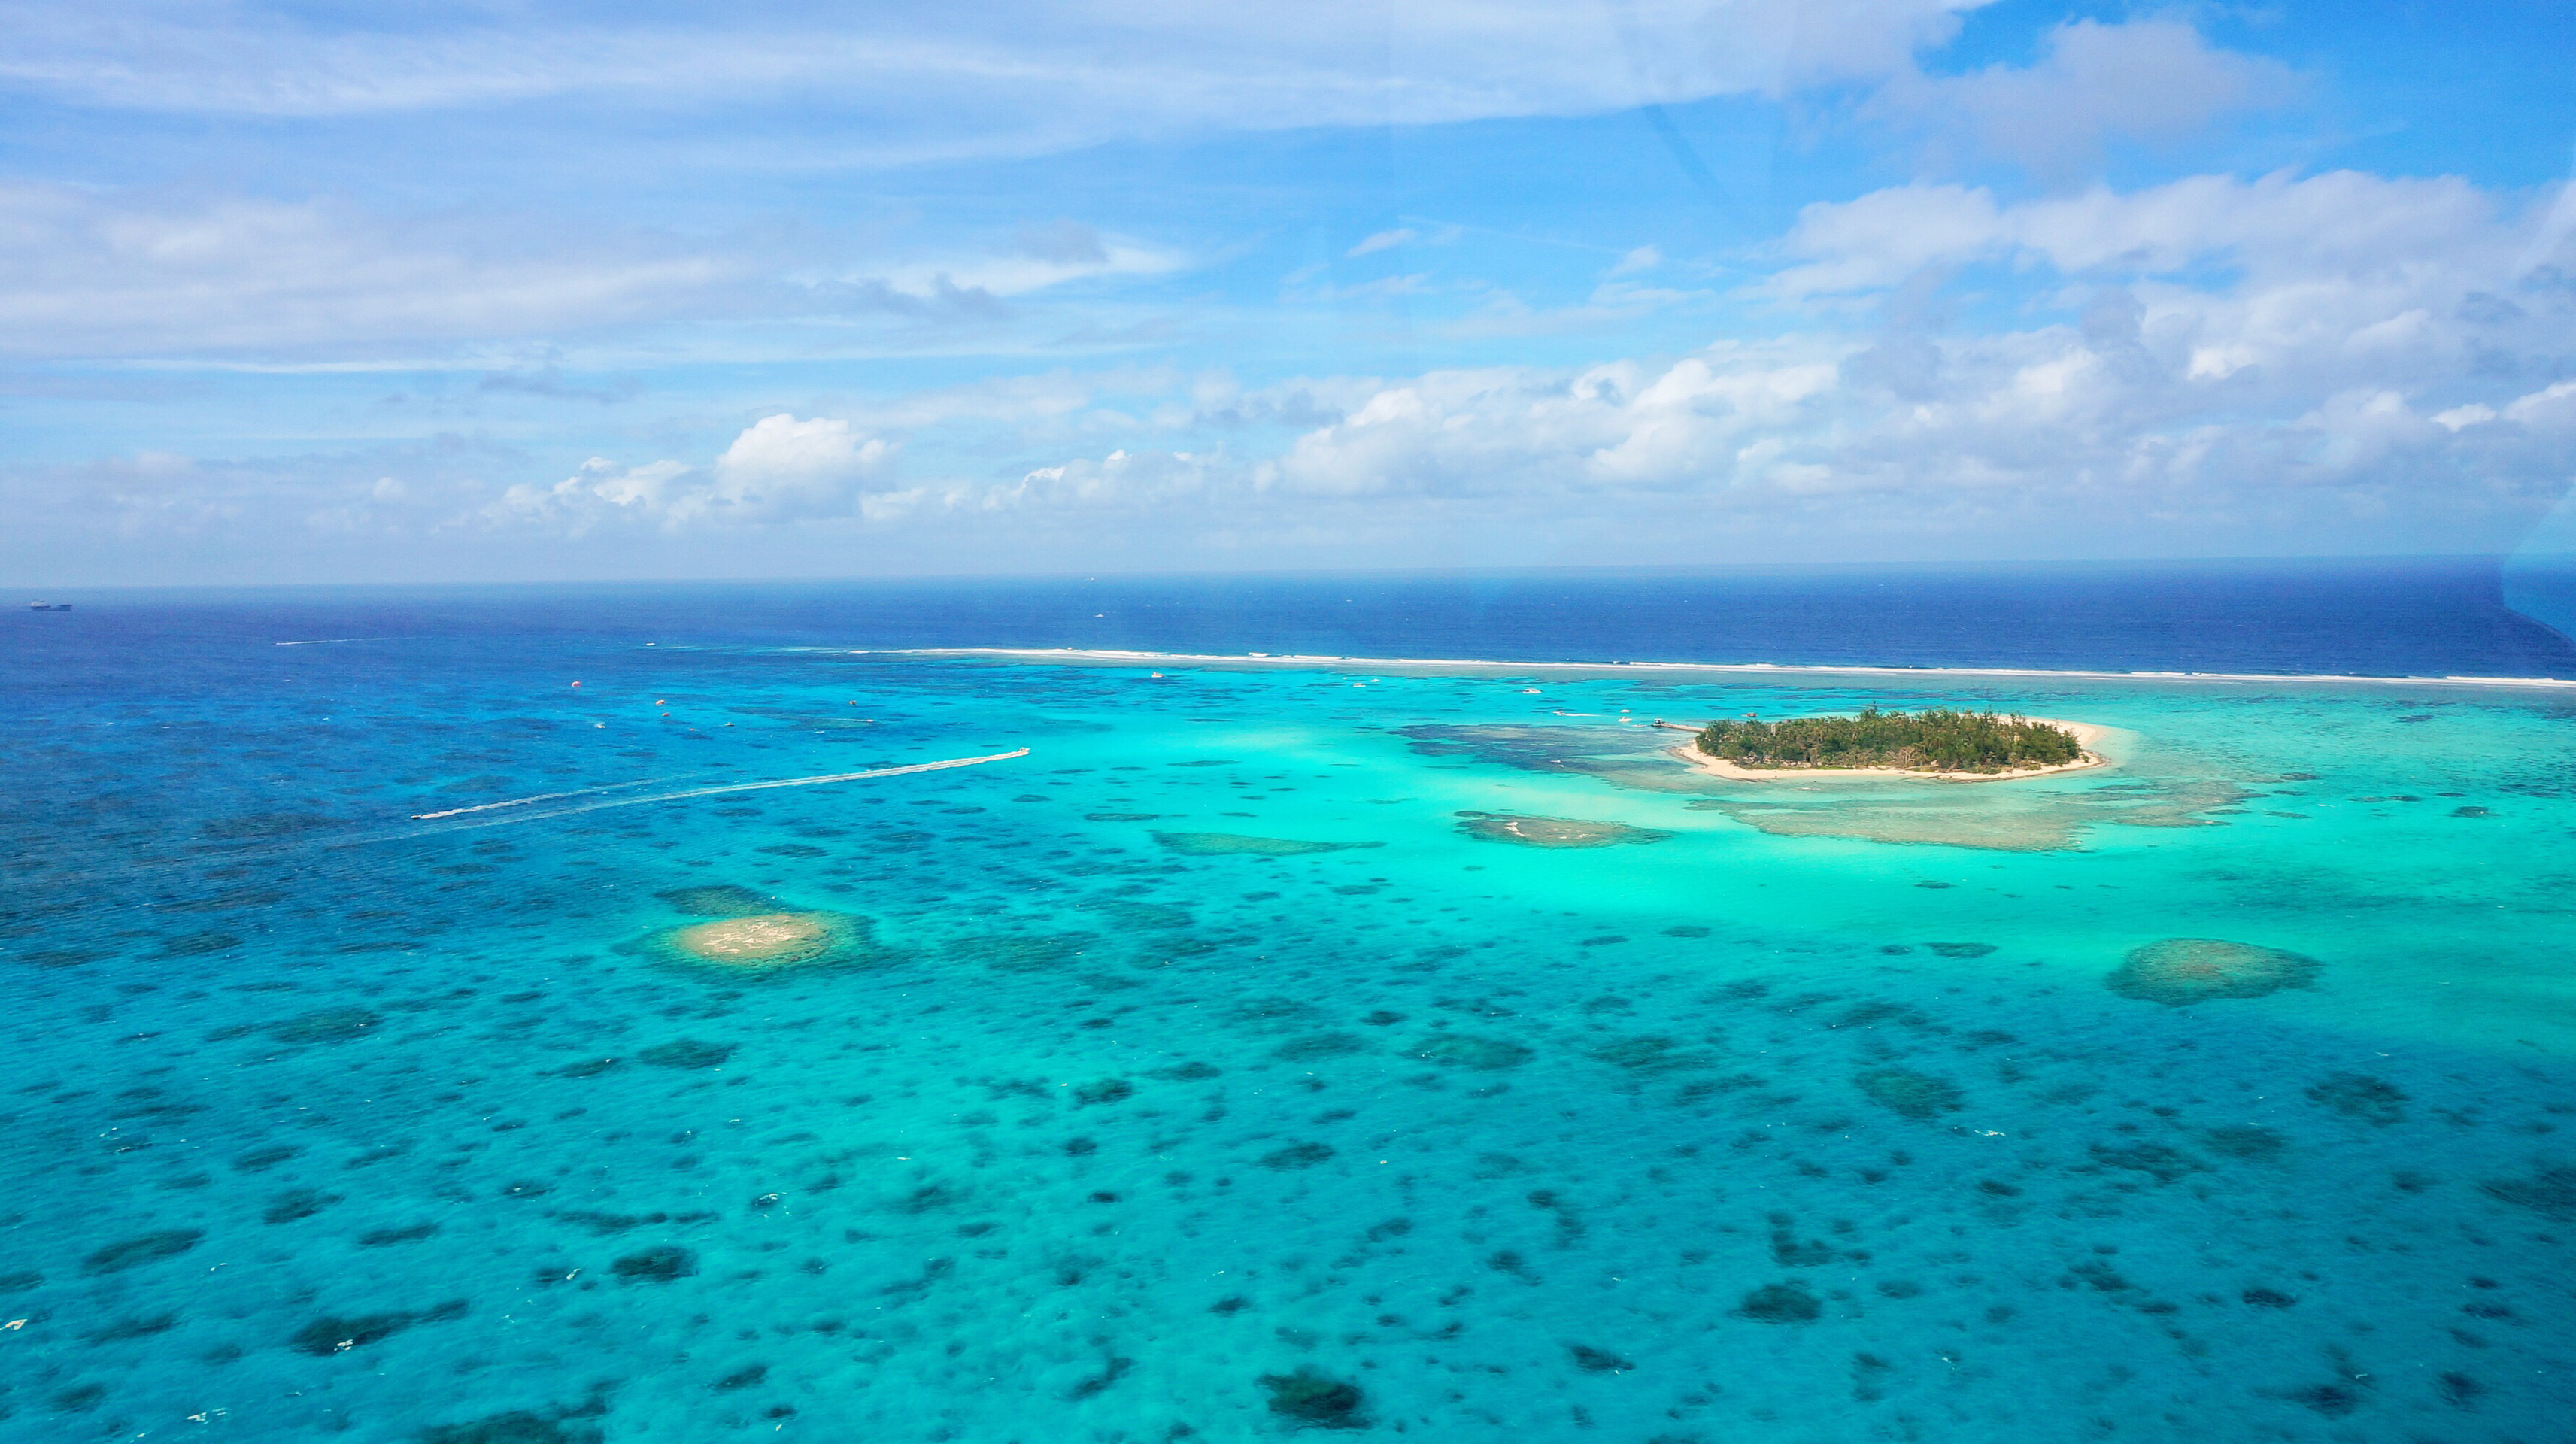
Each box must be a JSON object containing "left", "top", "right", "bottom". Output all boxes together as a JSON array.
[{"left": 14, "top": 549, "right": 2576, "bottom": 594}]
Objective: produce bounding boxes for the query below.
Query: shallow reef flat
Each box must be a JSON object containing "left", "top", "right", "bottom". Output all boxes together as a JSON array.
[
  {"left": 1453, "top": 810, "right": 1674, "bottom": 848},
  {"left": 1, "top": 644, "right": 2570, "bottom": 1441}
]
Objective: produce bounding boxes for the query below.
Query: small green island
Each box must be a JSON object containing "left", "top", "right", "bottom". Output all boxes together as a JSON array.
[{"left": 1693, "top": 706, "right": 2090, "bottom": 775}]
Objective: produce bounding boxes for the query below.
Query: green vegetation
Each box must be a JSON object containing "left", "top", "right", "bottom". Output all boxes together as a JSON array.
[{"left": 1695, "top": 706, "right": 2083, "bottom": 773}]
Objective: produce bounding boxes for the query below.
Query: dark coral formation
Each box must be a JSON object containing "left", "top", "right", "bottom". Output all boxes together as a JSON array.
[
  {"left": 83, "top": 1229, "right": 203, "bottom": 1274},
  {"left": 1568, "top": 1344, "right": 1634, "bottom": 1373},
  {"left": 641, "top": 1039, "right": 736, "bottom": 1069},
  {"left": 1855, "top": 1068, "right": 1964, "bottom": 1121},
  {"left": 1409, "top": 1035, "right": 1534, "bottom": 1070},
  {"left": 611, "top": 1246, "right": 699, "bottom": 1282},
  {"left": 1273, "top": 1032, "right": 1366, "bottom": 1061},
  {"left": 2478, "top": 1164, "right": 2576, "bottom": 1219},
  {"left": 289, "top": 1300, "right": 466, "bottom": 1356},
  {"left": 2105, "top": 938, "right": 2321, "bottom": 1006},
  {"left": 657, "top": 884, "right": 772, "bottom": 916},
  {"left": 2202, "top": 1124, "right": 2288, "bottom": 1160},
  {"left": 267, "top": 1007, "right": 384, "bottom": 1043},
  {"left": 1737, "top": 1281, "right": 1822, "bottom": 1322},
  {"left": 418, "top": 1406, "right": 606, "bottom": 1444},
  {"left": 1258, "top": 1367, "right": 1367, "bottom": 1428},
  {"left": 1151, "top": 831, "right": 1373, "bottom": 857},
  {"left": 290, "top": 1312, "right": 414, "bottom": 1356},
  {"left": 2307, "top": 1072, "right": 2408, "bottom": 1127}
]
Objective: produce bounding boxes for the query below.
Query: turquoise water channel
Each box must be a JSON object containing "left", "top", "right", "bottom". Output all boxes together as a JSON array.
[{"left": 5, "top": 645, "right": 2571, "bottom": 1440}]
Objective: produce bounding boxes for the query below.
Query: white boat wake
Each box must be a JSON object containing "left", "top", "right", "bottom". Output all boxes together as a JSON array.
[
  {"left": 409, "top": 748, "right": 1031, "bottom": 830},
  {"left": 409, "top": 777, "right": 687, "bottom": 821}
]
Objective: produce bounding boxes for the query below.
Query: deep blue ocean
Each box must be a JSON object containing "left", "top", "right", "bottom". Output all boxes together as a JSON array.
[{"left": 4, "top": 560, "right": 2572, "bottom": 1442}]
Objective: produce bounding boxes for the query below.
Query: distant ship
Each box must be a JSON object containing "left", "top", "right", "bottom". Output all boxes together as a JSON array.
[{"left": 28, "top": 602, "right": 71, "bottom": 611}]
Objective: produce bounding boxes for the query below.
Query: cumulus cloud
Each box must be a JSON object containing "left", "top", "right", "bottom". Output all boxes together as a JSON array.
[
  {"left": 996, "top": 448, "right": 1224, "bottom": 510},
  {"left": 472, "top": 414, "right": 893, "bottom": 535},
  {"left": 1762, "top": 169, "right": 2575, "bottom": 410},
  {"left": 1163, "top": 166, "right": 2575, "bottom": 548},
  {"left": 20, "top": 139, "right": 2575, "bottom": 567},
  {"left": 478, "top": 457, "right": 695, "bottom": 535},
  {"left": 707, "top": 414, "right": 892, "bottom": 520}
]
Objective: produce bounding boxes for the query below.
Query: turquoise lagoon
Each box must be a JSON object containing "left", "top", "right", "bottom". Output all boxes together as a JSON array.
[{"left": 4, "top": 639, "right": 2573, "bottom": 1441}]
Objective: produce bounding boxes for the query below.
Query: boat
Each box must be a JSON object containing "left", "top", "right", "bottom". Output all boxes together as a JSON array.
[{"left": 28, "top": 602, "right": 71, "bottom": 611}]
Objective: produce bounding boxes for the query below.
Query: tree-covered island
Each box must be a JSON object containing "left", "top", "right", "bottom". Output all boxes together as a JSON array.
[{"left": 1694, "top": 707, "right": 2087, "bottom": 774}]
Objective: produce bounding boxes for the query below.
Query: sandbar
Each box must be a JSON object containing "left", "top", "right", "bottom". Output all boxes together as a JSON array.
[
  {"left": 669, "top": 912, "right": 836, "bottom": 966},
  {"left": 880, "top": 646, "right": 2576, "bottom": 691},
  {"left": 1659, "top": 719, "right": 2113, "bottom": 784}
]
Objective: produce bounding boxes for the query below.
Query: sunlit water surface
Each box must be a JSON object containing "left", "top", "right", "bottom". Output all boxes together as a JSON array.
[{"left": 3, "top": 582, "right": 2572, "bottom": 1442}]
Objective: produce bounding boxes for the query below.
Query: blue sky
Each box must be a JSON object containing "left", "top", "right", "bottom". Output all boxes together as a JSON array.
[{"left": 3, "top": 0, "right": 2573, "bottom": 584}]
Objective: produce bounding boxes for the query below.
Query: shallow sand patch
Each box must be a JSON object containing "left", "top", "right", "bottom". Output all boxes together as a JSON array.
[
  {"left": 670, "top": 912, "right": 835, "bottom": 966},
  {"left": 1455, "top": 811, "right": 1673, "bottom": 848},
  {"left": 633, "top": 902, "right": 878, "bottom": 973}
]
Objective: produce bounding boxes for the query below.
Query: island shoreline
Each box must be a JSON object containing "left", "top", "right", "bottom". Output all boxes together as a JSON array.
[{"left": 1656, "top": 718, "right": 2114, "bottom": 784}]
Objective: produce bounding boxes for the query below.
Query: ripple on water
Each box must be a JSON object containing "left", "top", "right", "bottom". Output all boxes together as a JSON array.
[{"left": 1151, "top": 830, "right": 1376, "bottom": 856}]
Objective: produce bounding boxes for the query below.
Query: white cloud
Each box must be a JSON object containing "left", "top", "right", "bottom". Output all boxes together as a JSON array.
[
  {"left": 996, "top": 448, "right": 1223, "bottom": 510},
  {"left": 873, "top": 235, "right": 1184, "bottom": 301},
  {"left": 701, "top": 414, "right": 893, "bottom": 523},
  {"left": 473, "top": 414, "right": 893, "bottom": 534},
  {"left": 1774, "top": 170, "right": 2525, "bottom": 298},
  {"left": 21, "top": 141, "right": 2576, "bottom": 568},
  {"left": 4, "top": 1, "right": 1986, "bottom": 139},
  {"left": 1155, "top": 167, "right": 2574, "bottom": 546},
  {"left": 478, "top": 457, "right": 694, "bottom": 535},
  {"left": 0, "top": 184, "right": 733, "bottom": 359},
  {"left": 1609, "top": 245, "right": 1664, "bottom": 276},
  {"left": 1348, "top": 229, "right": 1416, "bottom": 258},
  {"left": 0, "top": 182, "right": 1194, "bottom": 362},
  {"left": 1872, "top": 20, "right": 2298, "bottom": 177}
]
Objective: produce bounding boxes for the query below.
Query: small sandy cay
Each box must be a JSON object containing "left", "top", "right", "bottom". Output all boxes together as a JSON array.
[
  {"left": 640, "top": 884, "right": 874, "bottom": 972},
  {"left": 1664, "top": 718, "right": 2114, "bottom": 784},
  {"left": 2106, "top": 937, "right": 2323, "bottom": 1005},
  {"left": 670, "top": 912, "right": 836, "bottom": 966},
  {"left": 1455, "top": 811, "right": 1673, "bottom": 848}
]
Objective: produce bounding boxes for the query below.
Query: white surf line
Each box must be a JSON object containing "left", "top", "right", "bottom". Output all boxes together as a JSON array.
[
  {"left": 880, "top": 647, "right": 2576, "bottom": 690},
  {"left": 405, "top": 748, "right": 1031, "bottom": 830},
  {"left": 409, "top": 776, "right": 688, "bottom": 821},
  {"left": 275, "top": 637, "right": 395, "bottom": 646}
]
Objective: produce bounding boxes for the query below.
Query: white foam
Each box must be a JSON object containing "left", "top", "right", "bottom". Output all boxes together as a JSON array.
[{"left": 875, "top": 647, "right": 2576, "bottom": 690}]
